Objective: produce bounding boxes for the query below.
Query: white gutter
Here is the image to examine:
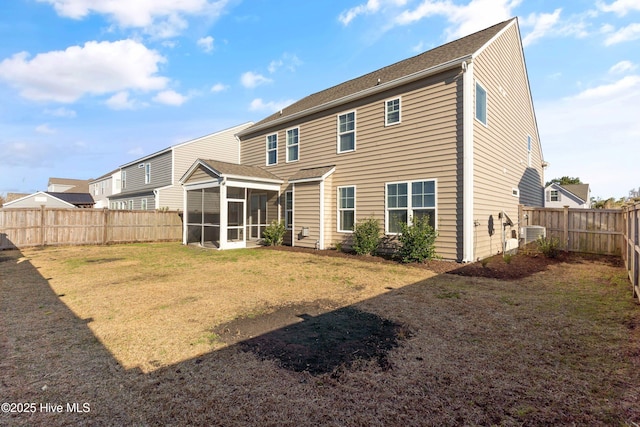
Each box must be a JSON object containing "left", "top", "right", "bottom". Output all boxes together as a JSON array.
[
  {"left": 462, "top": 60, "right": 475, "bottom": 263},
  {"left": 238, "top": 55, "right": 473, "bottom": 137}
]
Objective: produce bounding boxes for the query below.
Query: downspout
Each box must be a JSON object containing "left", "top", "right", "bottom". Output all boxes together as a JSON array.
[
  {"left": 319, "top": 179, "right": 325, "bottom": 250},
  {"left": 182, "top": 185, "right": 187, "bottom": 245},
  {"left": 462, "top": 60, "right": 475, "bottom": 262}
]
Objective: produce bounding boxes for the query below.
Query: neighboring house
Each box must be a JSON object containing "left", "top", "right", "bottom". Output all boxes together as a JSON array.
[
  {"left": 181, "top": 18, "right": 545, "bottom": 261},
  {"left": 89, "top": 169, "right": 121, "bottom": 208},
  {"left": 1, "top": 191, "right": 94, "bottom": 209},
  {"left": 48, "top": 177, "right": 91, "bottom": 193},
  {"left": 544, "top": 183, "right": 591, "bottom": 209},
  {"left": 110, "top": 123, "right": 252, "bottom": 210}
]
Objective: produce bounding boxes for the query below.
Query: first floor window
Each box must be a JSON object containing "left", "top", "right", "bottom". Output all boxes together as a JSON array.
[
  {"left": 266, "top": 134, "right": 277, "bottom": 165},
  {"left": 386, "top": 180, "right": 436, "bottom": 233},
  {"left": 285, "top": 191, "right": 293, "bottom": 229},
  {"left": 128, "top": 200, "right": 133, "bottom": 210},
  {"left": 338, "top": 186, "right": 355, "bottom": 232},
  {"left": 286, "top": 128, "right": 299, "bottom": 162},
  {"left": 141, "top": 199, "right": 147, "bottom": 210}
]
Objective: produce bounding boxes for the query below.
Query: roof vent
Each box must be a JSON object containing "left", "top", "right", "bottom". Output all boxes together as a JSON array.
[{"left": 376, "top": 78, "right": 381, "bottom": 85}]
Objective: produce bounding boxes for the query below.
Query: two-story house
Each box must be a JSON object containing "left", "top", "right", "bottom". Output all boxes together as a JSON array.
[
  {"left": 88, "top": 169, "right": 121, "bottom": 208},
  {"left": 110, "top": 122, "right": 252, "bottom": 210},
  {"left": 544, "top": 183, "right": 591, "bottom": 209},
  {"left": 180, "top": 18, "right": 545, "bottom": 261}
]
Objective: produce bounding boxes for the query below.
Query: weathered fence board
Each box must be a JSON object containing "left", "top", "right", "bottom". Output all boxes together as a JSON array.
[
  {"left": 623, "top": 203, "right": 640, "bottom": 302},
  {"left": 0, "top": 208, "right": 182, "bottom": 249},
  {"left": 520, "top": 206, "right": 624, "bottom": 256}
]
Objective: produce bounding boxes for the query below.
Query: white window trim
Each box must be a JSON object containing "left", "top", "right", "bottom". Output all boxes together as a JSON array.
[
  {"left": 385, "top": 97, "right": 402, "bottom": 126},
  {"left": 550, "top": 190, "right": 560, "bottom": 202},
  {"left": 128, "top": 200, "right": 133, "bottom": 210},
  {"left": 145, "top": 163, "right": 151, "bottom": 184},
  {"left": 384, "top": 179, "right": 437, "bottom": 235},
  {"left": 337, "top": 111, "right": 356, "bottom": 154},
  {"left": 337, "top": 185, "right": 356, "bottom": 233},
  {"left": 475, "top": 80, "right": 488, "bottom": 127},
  {"left": 286, "top": 127, "right": 300, "bottom": 163},
  {"left": 141, "top": 198, "right": 147, "bottom": 210},
  {"left": 121, "top": 170, "right": 127, "bottom": 189},
  {"left": 266, "top": 133, "right": 278, "bottom": 166},
  {"left": 512, "top": 188, "right": 520, "bottom": 198},
  {"left": 284, "top": 190, "right": 293, "bottom": 230}
]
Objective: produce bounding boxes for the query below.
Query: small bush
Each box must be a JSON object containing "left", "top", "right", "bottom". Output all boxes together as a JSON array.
[
  {"left": 537, "top": 236, "right": 560, "bottom": 258},
  {"left": 352, "top": 217, "right": 381, "bottom": 256},
  {"left": 397, "top": 215, "right": 438, "bottom": 263},
  {"left": 503, "top": 254, "right": 513, "bottom": 264},
  {"left": 262, "top": 220, "right": 286, "bottom": 246}
]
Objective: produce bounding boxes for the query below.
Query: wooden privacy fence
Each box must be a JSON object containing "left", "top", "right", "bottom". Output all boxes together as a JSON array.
[
  {"left": 519, "top": 206, "right": 624, "bottom": 256},
  {"left": 622, "top": 203, "right": 640, "bottom": 301},
  {"left": 0, "top": 208, "right": 183, "bottom": 249}
]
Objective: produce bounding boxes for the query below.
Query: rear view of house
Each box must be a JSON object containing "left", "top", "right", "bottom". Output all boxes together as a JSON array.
[{"left": 182, "top": 18, "right": 545, "bottom": 261}]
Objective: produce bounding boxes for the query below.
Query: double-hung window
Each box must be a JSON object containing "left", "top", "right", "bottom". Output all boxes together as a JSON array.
[
  {"left": 145, "top": 163, "right": 151, "bottom": 184},
  {"left": 285, "top": 191, "right": 293, "bottom": 229},
  {"left": 385, "top": 98, "right": 401, "bottom": 125},
  {"left": 475, "top": 82, "right": 487, "bottom": 125},
  {"left": 266, "top": 134, "right": 277, "bottom": 165},
  {"left": 286, "top": 128, "right": 299, "bottom": 162},
  {"left": 121, "top": 171, "right": 127, "bottom": 189},
  {"left": 338, "top": 112, "right": 355, "bottom": 153},
  {"left": 386, "top": 180, "right": 436, "bottom": 234},
  {"left": 141, "top": 198, "right": 147, "bottom": 210},
  {"left": 550, "top": 190, "right": 560, "bottom": 202},
  {"left": 337, "top": 186, "right": 355, "bottom": 232}
]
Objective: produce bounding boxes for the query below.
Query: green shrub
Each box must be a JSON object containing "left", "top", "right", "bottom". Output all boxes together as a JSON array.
[
  {"left": 536, "top": 236, "right": 560, "bottom": 258},
  {"left": 352, "top": 217, "right": 381, "bottom": 255},
  {"left": 397, "top": 215, "right": 438, "bottom": 263},
  {"left": 262, "top": 220, "right": 286, "bottom": 246}
]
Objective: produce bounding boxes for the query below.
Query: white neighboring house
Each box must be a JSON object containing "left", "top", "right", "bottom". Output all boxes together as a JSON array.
[
  {"left": 89, "top": 169, "right": 121, "bottom": 208},
  {"left": 544, "top": 183, "right": 591, "bottom": 208},
  {"left": 1, "top": 191, "right": 95, "bottom": 208}
]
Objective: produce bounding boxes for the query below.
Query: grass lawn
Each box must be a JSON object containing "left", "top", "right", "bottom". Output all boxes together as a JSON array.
[{"left": 1, "top": 242, "right": 639, "bottom": 426}]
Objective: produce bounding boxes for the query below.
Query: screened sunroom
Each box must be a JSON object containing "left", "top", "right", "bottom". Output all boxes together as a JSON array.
[{"left": 180, "top": 159, "right": 282, "bottom": 249}]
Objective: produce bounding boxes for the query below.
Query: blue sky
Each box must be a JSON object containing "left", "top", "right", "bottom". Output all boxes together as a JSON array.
[{"left": 0, "top": 0, "right": 638, "bottom": 200}]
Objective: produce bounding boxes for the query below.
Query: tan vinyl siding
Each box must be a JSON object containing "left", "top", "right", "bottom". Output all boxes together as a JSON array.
[
  {"left": 184, "top": 166, "right": 218, "bottom": 185},
  {"left": 472, "top": 23, "right": 544, "bottom": 259},
  {"left": 241, "top": 68, "right": 462, "bottom": 260},
  {"left": 293, "top": 182, "right": 321, "bottom": 248}
]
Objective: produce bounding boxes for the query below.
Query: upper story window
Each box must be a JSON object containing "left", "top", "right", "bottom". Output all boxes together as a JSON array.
[
  {"left": 337, "top": 111, "right": 356, "bottom": 153},
  {"left": 266, "top": 134, "right": 278, "bottom": 165},
  {"left": 385, "top": 98, "right": 401, "bottom": 126},
  {"left": 475, "top": 82, "right": 487, "bottom": 125},
  {"left": 145, "top": 163, "right": 151, "bottom": 184},
  {"left": 337, "top": 186, "right": 355, "bottom": 232},
  {"left": 121, "top": 171, "right": 127, "bottom": 189},
  {"left": 286, "top": 128, "right": 299, "bottom": 162},
  {"left": 550, "top": 190, "right": 560, "bottom": 202}
]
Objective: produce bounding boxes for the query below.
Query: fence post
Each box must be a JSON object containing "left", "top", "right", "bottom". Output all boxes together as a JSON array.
[
  {"left": 40, "top": 205, "right": 46, "bottom": 246},
  {"left": 102, "top": 208, "right": 109, "bottom": 244},
  {"left": 563, "top": 205, "right": 569, "bottom": 252}
]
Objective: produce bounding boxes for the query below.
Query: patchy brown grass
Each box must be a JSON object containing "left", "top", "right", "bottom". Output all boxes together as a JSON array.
[{"left": 1, "top": 243, "right": 640, "bottom": 426}]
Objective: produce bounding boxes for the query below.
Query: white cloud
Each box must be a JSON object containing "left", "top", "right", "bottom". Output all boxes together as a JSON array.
[
  {"left": 37, "top": 0, "right": 229, "bottom": 38},
  {"left": 0, "top": 40, "right": 168, "bottom": 103},
  {"left": 537, "top": 73, "right": 640, "bottom": 198},
  {"left": 153, "top": 90, "right": 188, "bottom": 106},
  {"left": 210, "top": 83, "right": 228, "bottom": 92},
  {"left": 610, "top": 60, "right": 637, "bottom": 74},
  {"left": 268, "top": 53, "right": 302, "bottom": 74},
  {"left": 597, "top": 0, "right": 640, "bottom": 16},
  {"left": 521, "top": 9, "right": 562, "bottom": 46},
  {"left": 240, "top": 71, "right": 272, "bottom": 89},
  {"left": 35, "top": 124, "right": 56, "bottom": 134},
  {"left": 106, "top": 91, "right": 139, "bottom": 110},
  {"left": 249, "top": 98, "right": 295, "bottom": 113},
  {"left": 44, "top": 107, "right": 76, "bottom": 118},
  {"left": 0, "top": 141, "right": 53, "bottom": 167},
  {"left": 339, "top": 0, "right": 383, "bottom": 25},
  {"left": 603, "top": 23, "right": 640, "bottom": 45},
  {"left": 197, "top": 36, "right": 214, "bottom": 53}
]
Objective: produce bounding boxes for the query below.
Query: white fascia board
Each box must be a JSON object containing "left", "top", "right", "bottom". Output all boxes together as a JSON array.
[{"left": 462, "top": 60, "right": 475, "bottom": 263}]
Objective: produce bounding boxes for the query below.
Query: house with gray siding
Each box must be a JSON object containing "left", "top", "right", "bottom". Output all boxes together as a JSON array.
[
  {"left": 544, "top": 183, "right": 591, "bottom": 209},
  {"left": 89, "top": 169, "right": 121, "bottom": 208},
  {"left": 181, "top": 18, "right": 545, "bottom": 261},
  {"left": 110, "top": 122, "right": 252, "bottom": 210}
]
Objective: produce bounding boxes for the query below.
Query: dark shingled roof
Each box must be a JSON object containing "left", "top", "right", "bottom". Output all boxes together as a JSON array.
[
  {"left": 46, "top": 192, "right": 95, "bottom": 207},
  {"left": 241, "top": 18, "right": 514, "bottom": 134},
  {"left": 560, "top": 184, "right": 590, "bottom": 202},
  {"left": 199, "top": 159, "right": 283, "bottom": 181},
  {"left": 289, "top": 166, "right": 336, "bottom": 182}
]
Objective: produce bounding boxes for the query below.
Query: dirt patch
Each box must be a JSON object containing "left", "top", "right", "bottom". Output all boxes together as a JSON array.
[{"left": 213, "top": 301, "right": 409, "bottom": 375}]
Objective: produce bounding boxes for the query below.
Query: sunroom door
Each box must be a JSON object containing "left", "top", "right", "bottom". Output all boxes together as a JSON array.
[{"left": 249, "top": 193, "right": 267, "bottom": 240}]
